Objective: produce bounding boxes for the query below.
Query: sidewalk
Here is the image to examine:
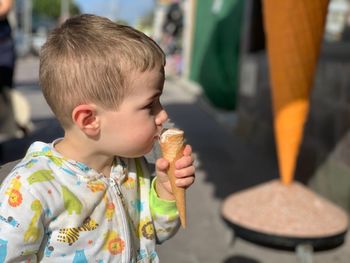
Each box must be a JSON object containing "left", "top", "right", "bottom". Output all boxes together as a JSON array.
[{"left": 3, "top": 56, "right": 350, "bottom": 262}]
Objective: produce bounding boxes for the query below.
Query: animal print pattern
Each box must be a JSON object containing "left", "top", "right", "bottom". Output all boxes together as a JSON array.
[{"left": 57, "top": 217, "right": 98, "bottom": 245}]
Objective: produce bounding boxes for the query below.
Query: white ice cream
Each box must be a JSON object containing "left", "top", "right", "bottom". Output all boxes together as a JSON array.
[{"left": 160, "top": 128, "right": 184, "bottom": 143}]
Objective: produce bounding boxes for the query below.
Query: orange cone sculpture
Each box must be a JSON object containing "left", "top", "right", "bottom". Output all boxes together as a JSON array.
[
  {"left": 160, "top": 128, "right": 186, "bottom": 228},
  {"left": 263, "top": 0, "right": 329, "bottom": 184},
  {"left": 221, "top": 1, "right": 348, "bottom": 248}
]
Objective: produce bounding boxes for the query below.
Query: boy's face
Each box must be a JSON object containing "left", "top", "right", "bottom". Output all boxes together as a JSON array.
[{"left": 98, "top": 67, "right": 168, "bottom": 158}]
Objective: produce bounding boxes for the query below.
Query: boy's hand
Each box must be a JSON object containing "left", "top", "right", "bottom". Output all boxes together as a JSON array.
[{"left": 155, "top": 145, "right": 195, "bottom": 200}]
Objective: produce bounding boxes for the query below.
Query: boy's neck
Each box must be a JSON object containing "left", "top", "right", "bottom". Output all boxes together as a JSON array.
[{"left": 54, "top": 134, "right": 114, "bottom": 177}]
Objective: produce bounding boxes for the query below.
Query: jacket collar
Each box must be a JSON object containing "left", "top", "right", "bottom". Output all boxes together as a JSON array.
[{"left": 24, "top": 140, "right": 128, "bottom": 183}]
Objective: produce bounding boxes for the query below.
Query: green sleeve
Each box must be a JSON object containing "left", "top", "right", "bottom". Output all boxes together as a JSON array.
[{"left": 149, "top": 177, "right": 178, "bottom": 219}]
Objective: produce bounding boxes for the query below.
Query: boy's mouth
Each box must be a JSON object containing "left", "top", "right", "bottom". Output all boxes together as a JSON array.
[{"left": 157, "top": 128, "right": 168, "bottom": 141}]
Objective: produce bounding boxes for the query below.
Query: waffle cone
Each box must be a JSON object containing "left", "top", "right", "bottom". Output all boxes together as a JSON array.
[
  {"left": 159, "top": 129, "right": 186, "bottom": 228},
  {"left": 263, "top": 0, "right": 329, "bottom": 184}
]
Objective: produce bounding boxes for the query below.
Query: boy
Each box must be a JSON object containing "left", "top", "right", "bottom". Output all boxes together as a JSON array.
[{"left": 0, "top": 14, "right": 195, "bottom": 262}]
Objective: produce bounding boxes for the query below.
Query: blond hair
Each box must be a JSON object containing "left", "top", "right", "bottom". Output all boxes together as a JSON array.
[{"left": 39, "top": 14, "right": 165, "bottom": 128}]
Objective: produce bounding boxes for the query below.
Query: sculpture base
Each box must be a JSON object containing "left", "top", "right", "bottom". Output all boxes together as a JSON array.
[
  {"left": 223, "top": 218, "right": 346, "bottom": 251},
  {"left": 221, "top": 179, "right": 349, "bottom": 250}
]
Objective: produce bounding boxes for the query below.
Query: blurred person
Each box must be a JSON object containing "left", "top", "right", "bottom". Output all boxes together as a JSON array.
[
  {"left": 0, "top": 14, "right": 196, "bottom": 261},
  {"left": 0, "top": 0, "right": 32, "bottom": 163},
  {"left": 162, "top": 1, "right": 183, "bottom": 55},
  {"left": 0, "top": 0, "right": 16, "bottom": 146},
  {"left": 0, "top": 0, "right": 15, "bottom": 88},
  {"left": 161, "top": 1, "right": 184, "bottom": 75}
]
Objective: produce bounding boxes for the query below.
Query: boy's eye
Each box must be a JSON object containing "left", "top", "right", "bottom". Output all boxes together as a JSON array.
[
  {"left": 145, "top": 101, "right": 155, "bottom": 109},
  {"left": 145, "top": 98, "right": 160, "bottom": 110},
  {"left": 143, "top": 98, "right": 161, "bottom": 115}
]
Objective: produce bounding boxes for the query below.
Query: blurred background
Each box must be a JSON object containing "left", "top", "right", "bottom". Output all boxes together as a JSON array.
[{"left": 1, "top": 0, "right": 350, "bottom": 262}]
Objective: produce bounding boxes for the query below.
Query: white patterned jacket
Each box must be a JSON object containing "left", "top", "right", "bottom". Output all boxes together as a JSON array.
[{"left": 0, "top": 141, "right": 179, "bottom": 262}]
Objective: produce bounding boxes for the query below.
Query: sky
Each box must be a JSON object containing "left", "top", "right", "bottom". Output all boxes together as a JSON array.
[{"left": 74, "top": 0, "right": 155, "bottom": 26}]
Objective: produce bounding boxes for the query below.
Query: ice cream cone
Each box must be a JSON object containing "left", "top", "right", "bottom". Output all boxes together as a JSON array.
[
  {"left": 263, "top": 0, "right": 329, "bottom": 184},
  {"left": 159, "top": 128, "right": 186, "bottom": 228}
]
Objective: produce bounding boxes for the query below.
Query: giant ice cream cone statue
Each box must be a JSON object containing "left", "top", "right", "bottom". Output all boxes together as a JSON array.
[
  {"left": 222, "top": 0, "right": 348, "bottom": 249},
  {"left": 160, "top": 128, "right": 186, "bottom": 228},
  {"left": 263, "top": 0, "right": 329, "bottom": 185}
]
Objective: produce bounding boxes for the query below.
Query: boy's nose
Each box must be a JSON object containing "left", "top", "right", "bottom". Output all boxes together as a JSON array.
[{"left": 156, "top": 109, "right": 168, "bottom": 126}]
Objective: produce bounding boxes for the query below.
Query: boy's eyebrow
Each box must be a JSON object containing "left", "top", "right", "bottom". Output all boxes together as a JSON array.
[{"left": 145, "top": 69, "right": 165, "bottom": 101}]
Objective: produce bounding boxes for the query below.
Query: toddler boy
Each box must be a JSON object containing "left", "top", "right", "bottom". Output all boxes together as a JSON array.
[{"left": 0, "top": 14, "right": 195, "bottom": 262}]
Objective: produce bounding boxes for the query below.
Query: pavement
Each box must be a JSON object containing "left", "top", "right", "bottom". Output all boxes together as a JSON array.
[{"left": 1, "top": 55, "right": 350, "bottom": 262}]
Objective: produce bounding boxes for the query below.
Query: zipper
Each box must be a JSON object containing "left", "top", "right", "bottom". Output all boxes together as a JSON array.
[
  {"left": 109, "top": 177, "right": 131, "bottom": 262},
  {"left": 110, "top": 177, "right": 121, "bottom": 195}
]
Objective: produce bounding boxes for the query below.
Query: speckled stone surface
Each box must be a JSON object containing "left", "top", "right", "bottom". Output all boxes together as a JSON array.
[{"left": 222, "top": 179, "right": 349, "bottom": 238}]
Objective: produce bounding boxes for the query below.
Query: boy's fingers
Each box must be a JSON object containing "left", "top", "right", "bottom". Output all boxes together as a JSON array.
[
  {"left": 156, "top": 159, "right": 170, "bottom": 185},
  {"left": 175, "top": 166, "right": 195, "bottom": 178},
  {"left": 175, "top": 156, "right": 193, "bottom": 169},
  {"left": 156, "top": 158, "right": 169, "bottom": 172},
  {"left": 176, "top": 176, "right": 195, "bottom": 188},
  {"left": 183, "top": 145, "right": 192, "bottom": 156}
]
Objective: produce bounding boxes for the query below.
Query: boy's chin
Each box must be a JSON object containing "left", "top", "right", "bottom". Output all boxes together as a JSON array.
[
  {"left": 140, "top": 144, "right": 156, "bottom": 157},
  {"left": 122, "top": 148, "right": 153, "bottom": 159},
  {"left": 117, "top": 142, "right": 155, "bottom": 158}
]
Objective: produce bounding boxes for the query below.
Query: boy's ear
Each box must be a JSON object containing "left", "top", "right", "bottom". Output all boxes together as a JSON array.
[{"left": 72, "top": 104, "right": 100, "bottom": 136}]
